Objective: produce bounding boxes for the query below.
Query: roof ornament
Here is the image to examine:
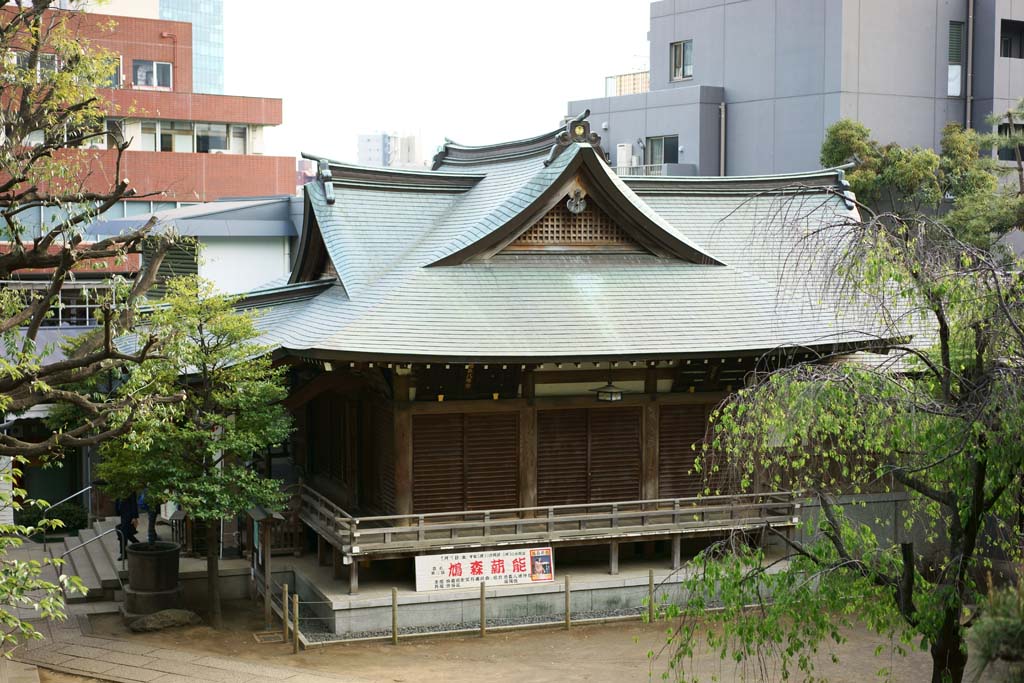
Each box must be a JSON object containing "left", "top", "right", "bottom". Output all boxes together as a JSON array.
[
  {"left": 317, "top": 158, "right": 336, "bottom": 205},
  {"left": 566, "top": 188, "right": 587, "bottom": 215},
  {"left": 544, "top": 109, "right": 605, "bottom": 167}
]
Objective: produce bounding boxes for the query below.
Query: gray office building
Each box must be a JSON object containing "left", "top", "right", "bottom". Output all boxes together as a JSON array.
[
  {"left": 159, "top": 0, "right": 224, "bottom": 95},
  {"left": 570, "top": 0, "right": 1024, "bottom": 177}
]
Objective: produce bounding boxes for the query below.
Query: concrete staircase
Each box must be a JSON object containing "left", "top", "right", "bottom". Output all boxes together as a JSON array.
[{"left": 46, "top": 518, "right": 124, "bottom": 604}]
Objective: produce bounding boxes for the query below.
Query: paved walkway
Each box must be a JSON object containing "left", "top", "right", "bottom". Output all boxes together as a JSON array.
[{"left": 13, "top": 613, "right": 355, "bottom": 683}]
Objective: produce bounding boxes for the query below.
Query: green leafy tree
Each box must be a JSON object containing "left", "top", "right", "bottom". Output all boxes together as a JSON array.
[
  {"left": 659, "top": 206, "right": 1024, "bottom": 683},
  {"left": 820, "top": 119, "right": 1021, "bottom": 246},
  {"left": 98, "top": 276, "right": 291, "bottom": 628},
  {"left": 1, "top": 0, "right": 178, "bottom": 652}
]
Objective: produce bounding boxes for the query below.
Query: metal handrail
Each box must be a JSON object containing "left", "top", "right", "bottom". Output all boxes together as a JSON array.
[
  {"left": 59, "top": 526, "right": 117, "bottom": 559},
  {"left": 58, "top": 526, "right": 125, "bottom": 591},
  {"left": 41, "top": 484, "right": 95, "bottom": 552}
]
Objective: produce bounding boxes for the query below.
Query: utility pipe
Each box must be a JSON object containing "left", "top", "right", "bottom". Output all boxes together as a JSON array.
[
  {"left": 966, "top": 0, "right": 975, "bottom": 129},
  {"left": 719, "top": 102, "right": 727, "bottom": 176}
]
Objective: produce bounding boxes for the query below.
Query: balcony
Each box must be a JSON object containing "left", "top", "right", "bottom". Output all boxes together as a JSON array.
[{"left": 612, "top": 163, "right": 694, "bottom": 177}]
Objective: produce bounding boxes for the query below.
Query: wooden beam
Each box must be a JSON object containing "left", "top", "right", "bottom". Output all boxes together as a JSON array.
[
  {"left": 644, "top": 365, "right": 658, "bottom": 394},
  {"left": 519, "top": 406, "right": 537, "bottom": 509},
  {"left": 407, "top": 391, "right": 727, "bottom": 414},
  {"left": 642, "top": 402, "right": 659, "bottom": 500}
]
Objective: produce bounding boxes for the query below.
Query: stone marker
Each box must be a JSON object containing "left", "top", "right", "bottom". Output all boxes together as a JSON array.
[{"left": 128, "top": 608, "right": 202, "bottom": 632}]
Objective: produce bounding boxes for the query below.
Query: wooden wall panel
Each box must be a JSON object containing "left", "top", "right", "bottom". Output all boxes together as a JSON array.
[
  {"left": 537, "top": 409, "right": 588, "bottom": 506},
  {"left": 412, "top": 414, "right": 464, "bottom": 514},
  {"left": 589, "top": 407, "right": 642, "bottom": 502},
  {"left": 465, "top": 413, "right": 519, "bottom": 510},
  {"left": 658, "top": 404, "right": 709, "bottom": 498}
]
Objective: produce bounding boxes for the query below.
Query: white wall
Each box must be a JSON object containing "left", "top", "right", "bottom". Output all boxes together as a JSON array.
[
  {"left": 0, "top": 457, "right": 13, "bottom": 526},
  {"left": 198, "top": 237, "right": 291, "bottom": 294}
]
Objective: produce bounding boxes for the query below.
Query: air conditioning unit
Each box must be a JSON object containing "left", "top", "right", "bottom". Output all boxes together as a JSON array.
[{"left": 615, "top": 143, "right": 632, "bottom": 168}]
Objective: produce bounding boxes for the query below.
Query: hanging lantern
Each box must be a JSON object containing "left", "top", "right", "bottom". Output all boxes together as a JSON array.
[{"left": 592, "top": 381, "right": 625, "bottom": 402}]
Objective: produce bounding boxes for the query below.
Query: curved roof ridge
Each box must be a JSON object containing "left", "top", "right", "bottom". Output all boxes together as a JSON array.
[{"left": 431, "top": 125, "right": 564, "bottom": 169}]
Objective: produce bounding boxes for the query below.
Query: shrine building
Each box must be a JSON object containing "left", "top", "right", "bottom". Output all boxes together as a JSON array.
[{"left": 242, "top": 113, "right": 878, "bottom": 610}]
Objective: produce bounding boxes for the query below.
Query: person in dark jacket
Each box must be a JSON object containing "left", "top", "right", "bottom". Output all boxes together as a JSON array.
[{"left": 115, "top": 494, "right": 139, "bottom": 560}]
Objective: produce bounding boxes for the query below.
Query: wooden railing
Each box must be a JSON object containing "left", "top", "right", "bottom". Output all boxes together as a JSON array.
[
  {"left": 297, "top": 484, "right": 356, "bottom": 550},
  {"left": 296, "top": 486, "right": 799, "bottom": 560}
]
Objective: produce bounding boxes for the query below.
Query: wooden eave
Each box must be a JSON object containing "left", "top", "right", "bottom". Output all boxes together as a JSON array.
[
  {"left": 428, "top": 145, "right": 723, "bottom": 267},
  {"left": 288, "top": 189, "right": 331, "bottom": 284}
]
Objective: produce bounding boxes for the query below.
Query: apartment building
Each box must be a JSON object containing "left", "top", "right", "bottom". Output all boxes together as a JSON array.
[
  {"left": 570, "top": 0, "right": 1022, "bottom": 177},
  {"left": 357, "top": 133, "right": 423, "bottom": 169}
]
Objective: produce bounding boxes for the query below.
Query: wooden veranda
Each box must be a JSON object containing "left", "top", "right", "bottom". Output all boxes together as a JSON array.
[{"left": 296, "top": 484, "right": 800, "bottom": 594}]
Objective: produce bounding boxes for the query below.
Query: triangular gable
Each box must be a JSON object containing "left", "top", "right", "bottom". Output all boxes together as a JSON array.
[
  {"left": 428, "top": 143, "right": 722, "bottom": 266},
  {"left": 502, "top": 196, "right": 648, "bottom": 254}
]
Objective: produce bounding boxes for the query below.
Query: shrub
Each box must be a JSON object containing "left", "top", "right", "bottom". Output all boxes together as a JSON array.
[{"left": 14, "top": 501, "right": 89, "bottom": 533}]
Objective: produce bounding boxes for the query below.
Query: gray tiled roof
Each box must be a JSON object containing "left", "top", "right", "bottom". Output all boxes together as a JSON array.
[{"left": 243, "top": 138, "right": 882, "bottom": 362}]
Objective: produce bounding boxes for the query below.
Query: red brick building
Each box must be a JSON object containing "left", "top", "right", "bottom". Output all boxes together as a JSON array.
[{"left": 28, "top": 7, "right": 294, "bottom": 222}]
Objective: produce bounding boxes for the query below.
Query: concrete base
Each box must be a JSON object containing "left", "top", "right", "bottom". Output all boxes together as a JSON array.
[{"left": 123, "top": 583, "right": 184, "bottom": 616}]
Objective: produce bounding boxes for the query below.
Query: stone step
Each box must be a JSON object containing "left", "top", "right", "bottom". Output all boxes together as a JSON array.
[
  {"left": 78, "top": 528, "right": 120, "bottom": 590},
  {"left": 94, "top": 518, "right": 127, "bottom": 578},
  {"left": 56, "top": 536, "right": 101, "bottom": 602}
]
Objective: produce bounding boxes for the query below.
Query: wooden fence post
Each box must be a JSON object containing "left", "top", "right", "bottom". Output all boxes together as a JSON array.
[
  {"left": 292, "top": 593, "right": 300, "bottom": 654},
  {"left": 648, "top": 569, "right": 655, "bottom": 622},
  {"left": 391, "top": 587, "right": 398, "bottom": 645},
  {"left": 564, "top": 574, "right": 571, "bottom": 630},
  {"left": 480, "top": 582, "right": 486, "bottom": 638},
  {"left": 281, "top": 584, "right": 289, "bottom": 641}
]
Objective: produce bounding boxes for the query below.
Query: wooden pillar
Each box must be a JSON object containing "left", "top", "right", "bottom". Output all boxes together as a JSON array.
[
  {"left": 671, "top": 535, "right": 681, "bottom": 570},
  {"left": 262, "top": 521, "right": 272, "bottom": 629},
  {"left": 332, "top": 546, "right": 343, "bottom": 579},
  {"left": 349, "top": 558, "right": 359, "bottom": 595},
  {"left": 642, "top": 402, "right": 659, "bottom": 501},
  {"left": 519, "top": 405, "right": 537, "bottom": 509},
  {"left": 393, "top": 372, "right": 413, "bottom": 517},
  {"left": 609, "top": 540, "right": 619, "bottom": 575}
]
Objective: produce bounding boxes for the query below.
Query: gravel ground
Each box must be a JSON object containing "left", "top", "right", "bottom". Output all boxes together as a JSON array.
[{"left": 300, "top": 607, "right": 645, "bottom": 642}]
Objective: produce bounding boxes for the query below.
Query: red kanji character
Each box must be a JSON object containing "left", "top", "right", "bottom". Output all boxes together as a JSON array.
[
  {"left": 470, "top": 560, "right": 484, "bottom": 576},
  {"left": 512, "top": 557, "right": 527, "bottom": 573},
  {"left": 490, "top": 558, "right": 505, "bottom": 574},
  {"left": 448, "top": 562, "right": 463, "bottom": 577}
]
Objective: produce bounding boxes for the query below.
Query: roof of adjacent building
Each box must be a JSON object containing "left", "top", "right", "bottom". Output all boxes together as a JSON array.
[
  {"left": 238, "top": 117, "right": 879, "bottom": 363},
  {"left": 88, "top": 196, "right": 300, "bottom": 238}
]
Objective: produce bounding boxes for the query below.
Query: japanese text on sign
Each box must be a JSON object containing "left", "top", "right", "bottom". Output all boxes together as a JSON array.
[{"left": 414, "top": 547, "right": 554, "bottom": 591}]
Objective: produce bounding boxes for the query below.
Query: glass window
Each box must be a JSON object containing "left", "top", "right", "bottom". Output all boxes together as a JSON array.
[
  {"left": 107, "top": 56, "right": 121, "bottom": 88},
  {"left": 948, "top": 22, "right": 963, "bottom": 96},
  {"left": 13, "top": 51, "right": 57, "bottom": 81},
  {"left": 133, "top": 60, "right": 172, "bottom": 88},
  {"left": 645, "top": 135, "right": 679, "bottom": 165},
  {"left": 670, "top": 40, "right": 693, "bottom": 81},
  {"left": 105, "top": 118, "right": 125, "bottom": 147},
  {"left": 195, "top": 122, "right": 228, "bottom": 153},
  {"left": 171, "top": 120, "right": 193, "bottom": 153},
  {"left": 1001, "top": 20, "right": 1024, "bottom": 59},
  {"left": 229, "top": 125, "right": 246, "bottom": 154},
  {"left": 140, "top": 121, "right": 157, "bottom": 152}
]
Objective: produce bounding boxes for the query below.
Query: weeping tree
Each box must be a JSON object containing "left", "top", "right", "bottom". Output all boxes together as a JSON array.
[
  {"left": 98, "top": 276, "right": 291, "bottom": 629},
  {"left": 657, "top": 200, "right": 1024, "bottom": 683},
  {"left": 0, "top": 0, "right": 179, "bottom": 653}
]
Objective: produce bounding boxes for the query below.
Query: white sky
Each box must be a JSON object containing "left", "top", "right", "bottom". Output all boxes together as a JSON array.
[{"left": 222, "top": 1, "right": 651, "bottom": 163}]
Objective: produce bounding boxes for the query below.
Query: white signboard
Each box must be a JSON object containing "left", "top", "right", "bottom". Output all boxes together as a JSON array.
[{"left": 415, "top": 547, "right": 554, "bottom": 592}]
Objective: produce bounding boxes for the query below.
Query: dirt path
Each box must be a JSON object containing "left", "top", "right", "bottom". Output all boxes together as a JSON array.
[{"left": 71, "top": 600, "right": 949, "bottom": 682}]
